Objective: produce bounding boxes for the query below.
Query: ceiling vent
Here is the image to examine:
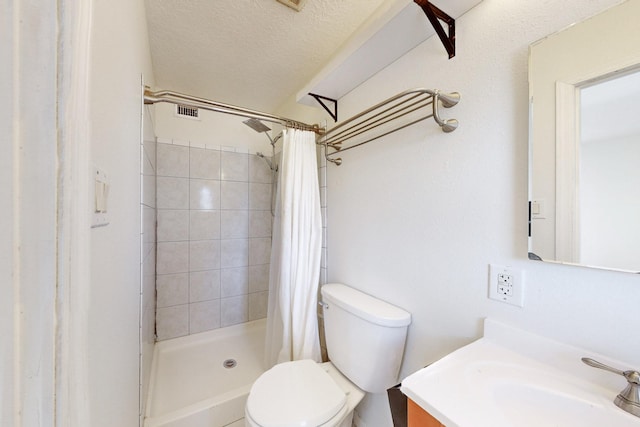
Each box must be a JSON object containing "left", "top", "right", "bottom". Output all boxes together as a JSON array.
[
  {"left": 276, "top": 0, "right": 307, "bottom": 12},
  {"left": 175, "top": 104, "right": 200, "bottom": 120}
]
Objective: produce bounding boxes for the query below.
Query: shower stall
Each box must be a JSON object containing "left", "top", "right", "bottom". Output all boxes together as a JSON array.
[
  {"left": 145, "top": 88, "right": 323, "bottom": 341},
  {"left": 144, "top": 114, "right": 280, "bottom": 427},
  {"left": 142, "top": 89, "right": 331, "bottom": 427}
]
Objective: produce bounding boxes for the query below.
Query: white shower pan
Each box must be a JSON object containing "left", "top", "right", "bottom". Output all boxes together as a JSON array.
[{"left": 144, "top": 319, "right": 266, "bottom": 427}]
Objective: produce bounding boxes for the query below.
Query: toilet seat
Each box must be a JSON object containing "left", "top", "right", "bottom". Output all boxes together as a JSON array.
[{"left": 246, "top": 359, "right": 347, "bottom": 427}]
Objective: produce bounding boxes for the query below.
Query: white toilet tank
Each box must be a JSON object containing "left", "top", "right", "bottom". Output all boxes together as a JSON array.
[{"left": 320, "top": 283, "right": 411, "bottom": 393}]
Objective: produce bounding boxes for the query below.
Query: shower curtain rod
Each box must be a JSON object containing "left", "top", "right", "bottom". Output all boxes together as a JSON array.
[{"left": 143, "top": 88, "right": 323, "bottom": 134}]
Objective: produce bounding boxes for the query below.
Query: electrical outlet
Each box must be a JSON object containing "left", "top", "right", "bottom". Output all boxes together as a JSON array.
[
  {"left": 489, "top": 264, "right": 524, "bottom": 307},
  {"left": 497, "top": 273, "right": 513, "bottom": 295}
]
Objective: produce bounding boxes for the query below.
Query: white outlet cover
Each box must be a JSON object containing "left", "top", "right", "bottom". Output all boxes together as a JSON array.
[{"left": 488, "top": 264, "right": 524, "bottom": 307}]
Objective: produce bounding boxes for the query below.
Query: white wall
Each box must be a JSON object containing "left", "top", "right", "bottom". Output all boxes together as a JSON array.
[
  {"left": 1, "top": 0, "right": 58, "bottom": 424},
  {"left": 88, "top": 0, "right": 154, "bottom": 425},
  {"left": 276, "top": 0, "right": 640, "bottom": 425},
  {"left": 0, "top": 2, "right": 17, "bottom": 424}
]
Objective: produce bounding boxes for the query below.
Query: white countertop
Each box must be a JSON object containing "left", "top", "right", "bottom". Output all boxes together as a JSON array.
[{"left": 401, "top": 319, "right": 640, "bottom": 427}]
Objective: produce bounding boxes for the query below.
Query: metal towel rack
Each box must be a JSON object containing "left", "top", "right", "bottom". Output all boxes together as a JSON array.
[{"left": 320, "top": 88, "right": 460, "bottom": 165}]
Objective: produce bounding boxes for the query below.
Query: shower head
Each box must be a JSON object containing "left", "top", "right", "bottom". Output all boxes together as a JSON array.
[
  {"left": 243, "top": 118, "right": 278, "bottom": 146},
  {"left": 243, "top": 118, "right": 271, "bottom": 133}
]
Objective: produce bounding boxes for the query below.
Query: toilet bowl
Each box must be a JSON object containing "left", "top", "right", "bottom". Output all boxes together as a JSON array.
[{"left": 245, "top": 284, "right": 411, "bottom": 427}]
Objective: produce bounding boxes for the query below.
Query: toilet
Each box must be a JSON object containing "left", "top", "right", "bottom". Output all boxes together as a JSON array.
[{"left": 245, "top": 283, "right": 411, "bottom": 427}]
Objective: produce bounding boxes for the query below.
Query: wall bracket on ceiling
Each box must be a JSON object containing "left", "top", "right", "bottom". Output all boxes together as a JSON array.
[
  {"left": 414, "top": 0, "right": 456, "bottom": 59},
  {"left": 309, "top": 93, "right": 338, "bottom": 122}
]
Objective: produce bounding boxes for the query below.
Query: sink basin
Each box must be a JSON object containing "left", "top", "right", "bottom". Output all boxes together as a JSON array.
[
  {"left": 497, "top": 382, "right": 623, "bottom": 427},
  {"left": 401, "top": 320, "right": 640, "bottom": 427},
  {"left": 482, "top": 363, "right": 637, "bottom": 427}
]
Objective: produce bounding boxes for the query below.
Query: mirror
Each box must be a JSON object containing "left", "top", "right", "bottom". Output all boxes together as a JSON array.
[{"left": 528, "top": 0, "right": 640, "bottom": 272}]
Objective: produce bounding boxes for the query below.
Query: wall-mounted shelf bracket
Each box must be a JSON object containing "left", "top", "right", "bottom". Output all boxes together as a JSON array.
[
  {"left": 414, "top": 0, "right": 456, "bottom": 59},
  {"left": 309, "top": 93, "right": 338, "bottom": 122}
]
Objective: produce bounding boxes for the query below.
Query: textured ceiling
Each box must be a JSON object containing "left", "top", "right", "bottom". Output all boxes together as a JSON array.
[{"left": 145, "top": 0, "right": 388, "bottom": 113}]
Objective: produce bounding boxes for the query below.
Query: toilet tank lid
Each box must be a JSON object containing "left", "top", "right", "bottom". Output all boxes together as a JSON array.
[{"left": 321, "top": 284, "right": 411, "bottom": 327}]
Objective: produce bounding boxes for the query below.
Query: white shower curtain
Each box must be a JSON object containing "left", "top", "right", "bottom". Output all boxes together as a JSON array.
[{"left": 264, "top": 128, "right": 323, "bottom": 368}]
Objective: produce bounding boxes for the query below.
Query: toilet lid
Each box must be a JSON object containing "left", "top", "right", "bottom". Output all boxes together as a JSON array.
[{"left": 246, "top": 359, "right": 347, "bottom": 427}]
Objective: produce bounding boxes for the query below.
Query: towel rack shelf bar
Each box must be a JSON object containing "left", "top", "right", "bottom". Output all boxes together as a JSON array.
[
  {"left": 320, "top": 88, "right": 459, "bottom": 165},
  {"left": 323, "top": 95, "right": 434, "bottom": 147}
]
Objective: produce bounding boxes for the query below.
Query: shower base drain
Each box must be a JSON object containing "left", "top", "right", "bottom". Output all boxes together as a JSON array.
[{"left": 223, "top": 359, "right": 237, "bottom": 369}]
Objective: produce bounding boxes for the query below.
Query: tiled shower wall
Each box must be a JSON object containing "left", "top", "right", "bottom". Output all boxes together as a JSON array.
[
  {"left": 317, "top": 150, "right": 329, "bottom": 362},
  {"left": 319, "top": 151, "right": 327, "bottom": 286},
  {"left": 155, "top": 140, "right": 274, "bottom": 340}
]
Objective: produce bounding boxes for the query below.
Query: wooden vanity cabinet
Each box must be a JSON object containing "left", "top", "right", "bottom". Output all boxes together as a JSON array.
[{"left": 407, "top": 398, "right": 445, "bottom": 427}]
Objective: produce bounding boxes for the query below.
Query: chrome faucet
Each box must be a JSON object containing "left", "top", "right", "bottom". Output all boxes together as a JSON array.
[{"left": 582, "top": 357, "right": 640, "bottom": 418}]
